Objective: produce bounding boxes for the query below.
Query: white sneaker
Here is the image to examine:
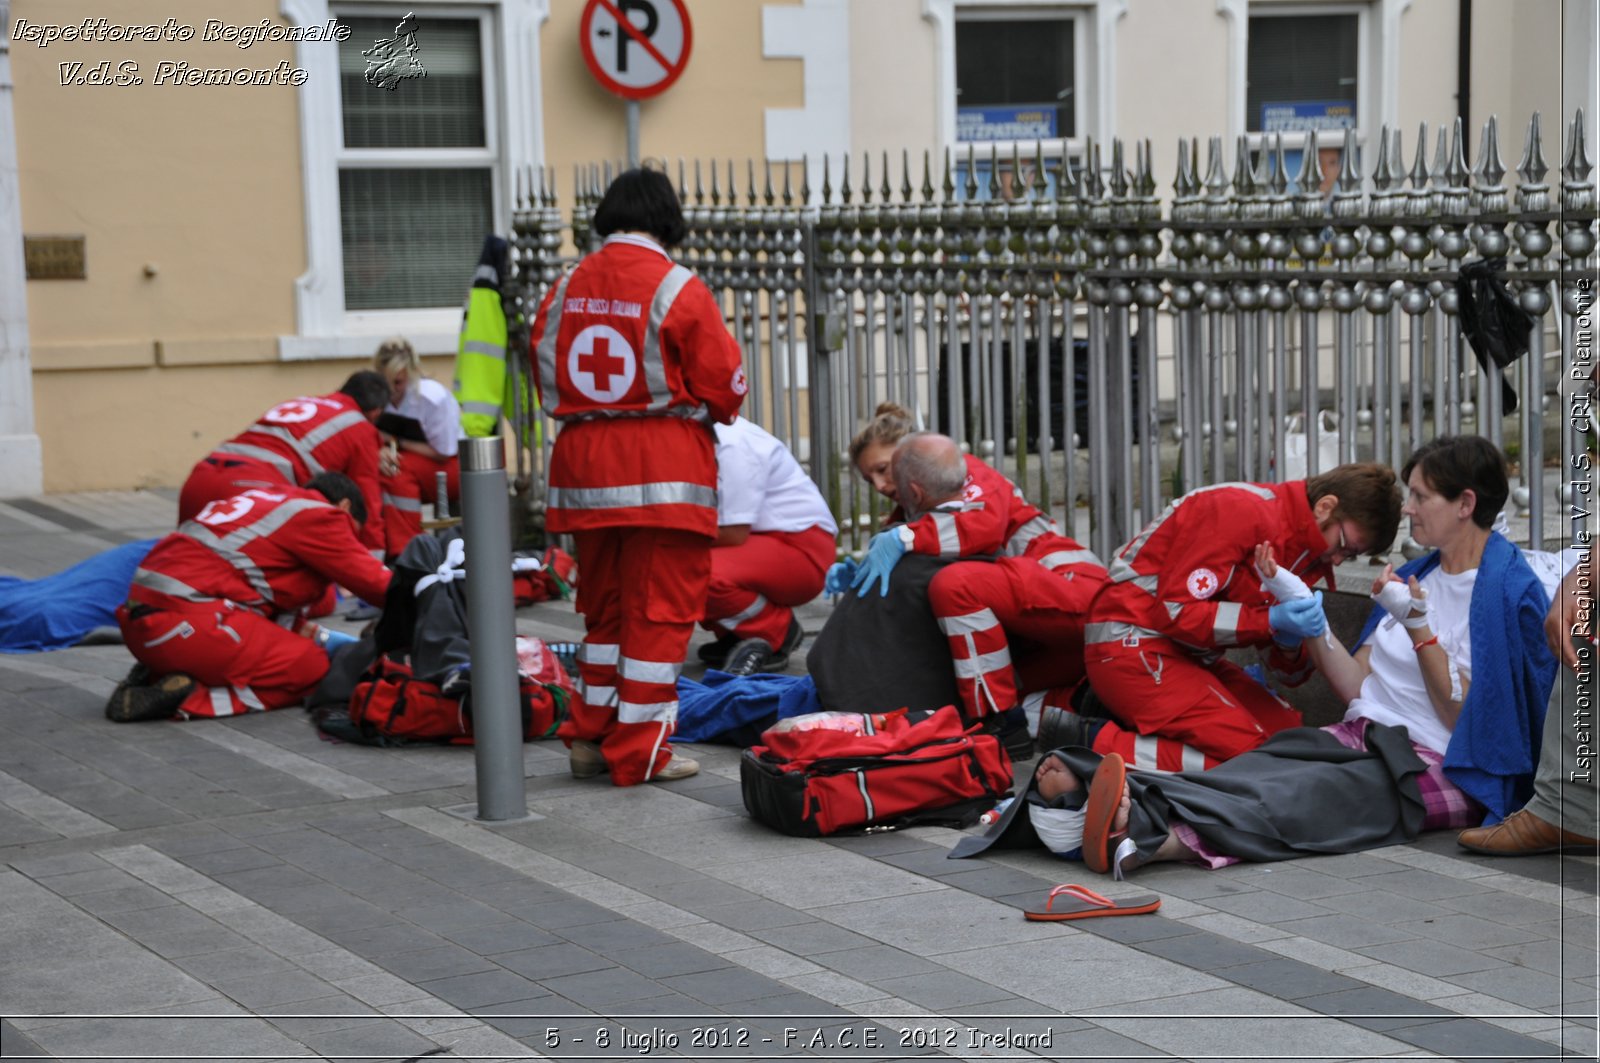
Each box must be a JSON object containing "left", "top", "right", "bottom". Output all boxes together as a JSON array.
[
  {"left": 569, "top": 739, "right": 608, "bottom": 778},
  {"left": 650, "top": 752, "right": 699, "bottom": 782}
]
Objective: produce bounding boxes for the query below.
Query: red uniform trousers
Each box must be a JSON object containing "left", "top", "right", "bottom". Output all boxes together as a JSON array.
[
  {"left": 116, "top": 603, "right": 329, "bottom": 719},
  {"left": 558, "top": 526, "right": 711, "bottom": 786},
  {"left": 177, "top": 457, "right": 290, "bottom": 525},
  {"left": 928, "top": 558, "right": 1100, "bottom": 722},
  {"left": 380, "top": 450, "right": 461, "bottom": 559},
  {"left": 1084, "top": 636, "right": 1303, "bottom": 771},
  {"left": 703, "top": 526, "right": 834, "bottom": 646}
]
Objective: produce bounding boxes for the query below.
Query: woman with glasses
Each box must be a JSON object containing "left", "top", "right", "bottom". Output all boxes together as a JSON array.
[{"left": 962, "top": 436, "right": 1559, "bottom": 877}]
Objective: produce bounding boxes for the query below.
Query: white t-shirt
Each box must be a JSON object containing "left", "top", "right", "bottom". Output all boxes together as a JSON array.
[
  {"left": 387, "top": 377, "right": 462, "bottom": 458},
  {"left": 714, "top": 417, "right": 838, "bottom": 535},
  {"left": 1344, "top": 565, "right": 1477, "bottom": 755}
]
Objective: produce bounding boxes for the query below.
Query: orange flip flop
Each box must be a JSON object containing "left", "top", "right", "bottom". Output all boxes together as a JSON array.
[
  {"left": 1023, "top": 883, "right": 1162, "bottom": 921},
  {"left": 1083, "top": 752, "right": 1126, "bottom": 875}
]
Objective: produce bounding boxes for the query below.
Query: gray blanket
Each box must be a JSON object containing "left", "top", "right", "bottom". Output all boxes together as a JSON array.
[{"left": 951, "top": 723, "right": 1428, "bottom": 863}]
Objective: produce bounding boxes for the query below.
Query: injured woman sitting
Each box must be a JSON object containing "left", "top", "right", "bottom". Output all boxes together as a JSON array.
[{"left": 952, "top": 435, "right": 1557, "bottom": 876}]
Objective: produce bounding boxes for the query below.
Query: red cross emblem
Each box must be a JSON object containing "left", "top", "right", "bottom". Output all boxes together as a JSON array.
[
  {"left": 1186, "top": 567, "right": 1220, "bottom": 599},
  {"left": 567, "top": 324, "right": 637, "bottom": 403}
]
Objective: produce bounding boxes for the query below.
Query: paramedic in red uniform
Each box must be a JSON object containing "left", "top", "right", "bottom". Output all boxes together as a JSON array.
[
  {"left": 705, "top": 415, "right": 838, "bottom": 675},
  {"left": 107, "top": 473, "right": 391, "bottom": 722},
  {"left": 531, "top": 167, "right": 746, "bottom": 786},
  {"left": 835, "top": 406, "right": 1108, "bottom": 729},
  {"left": 1056, "top": 465, "right": 1402, "bottom": 772},
  {"left": 177, "top": 371, "right": 391, "bottom": 557}
]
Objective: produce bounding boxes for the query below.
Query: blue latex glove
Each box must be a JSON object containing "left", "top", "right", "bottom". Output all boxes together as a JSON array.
[
  {"left": 312, "top": 625, "right": 359, "bottom": 659},
  {"left": 824, "top": 559, "right": 858, "bottom": 598},
  {"left": 851, "top": 529, "right": 908, "bottom": 597},
  {"left": 1268, "top": 592, "right": 1326, "bottom": 647}
]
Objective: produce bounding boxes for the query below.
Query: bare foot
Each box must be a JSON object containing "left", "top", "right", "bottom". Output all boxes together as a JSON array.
[
  {"left": 1113, "top": 785, "right": 1131, "bottom": 833},
  {"left": 1034, "top": 756, "right": 1081, "bottom": 802}
]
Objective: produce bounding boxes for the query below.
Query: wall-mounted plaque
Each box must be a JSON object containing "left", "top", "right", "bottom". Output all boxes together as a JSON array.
[{"left": 24, "top": 235, "right": 87, "bottom": 280}]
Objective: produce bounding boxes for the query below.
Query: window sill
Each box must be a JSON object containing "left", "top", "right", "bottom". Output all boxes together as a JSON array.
[{"left": 278, "top": 307, "right": 460, "bottom": 361}]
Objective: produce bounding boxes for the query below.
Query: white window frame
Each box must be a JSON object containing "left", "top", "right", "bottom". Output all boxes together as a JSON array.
[
  {"left": 1219, "top": 0, "right": 1411, "bottom": 159},
  {"left": 279, "top": 0, "right": 548, "bottom": 360},
  {"left": 924, "top": 0, "right": 1127, "bottom": 163}
]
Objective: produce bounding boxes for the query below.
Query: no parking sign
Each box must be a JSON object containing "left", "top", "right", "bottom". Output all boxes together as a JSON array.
[{"left": 580, "top": 0, "right": 693, "bottom": 100}]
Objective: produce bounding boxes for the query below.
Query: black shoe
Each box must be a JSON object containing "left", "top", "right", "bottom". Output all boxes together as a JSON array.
[
  {"left": 105, "top": 662, "right": 151, "bottom": 716},
  {"left": 722, "top": 637, "right": 777, "bottom": 677},
  {"left": 1036, "top": 705, "right": 1101, "bottom": 752},
  {"left": 697, "top": 633, "right": 739, "bottom": 664},
  {"left": 106, "top": 672, "right": 195, "bottom": 722}
]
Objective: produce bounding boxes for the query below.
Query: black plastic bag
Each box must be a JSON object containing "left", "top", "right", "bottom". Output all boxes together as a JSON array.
[{"left": 1455, "top": 257, "right": 1534, "bottom": 414}]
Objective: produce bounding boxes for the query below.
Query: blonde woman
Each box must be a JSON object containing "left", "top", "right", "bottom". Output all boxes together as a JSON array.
[{"left": 372, "top": 338, "right": 463, "bottom": 560}]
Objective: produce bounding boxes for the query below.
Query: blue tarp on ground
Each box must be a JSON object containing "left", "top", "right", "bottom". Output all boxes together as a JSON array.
[
  {"left": 674, "top": 671, "right": 823, "bottom": 744},
  {"left": 0, "top": 539, "right": 157, "bottom": 653}
]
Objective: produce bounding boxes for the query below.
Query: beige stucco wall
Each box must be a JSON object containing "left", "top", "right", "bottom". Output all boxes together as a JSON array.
[
  {"left": 849, "top": 0, "right": 937, "bottom": 162},
  {"left": 541, "top": 0, "right": 801, "bottom": 181},
  {"left": 1115, "top": 3, "right": 1230, "bottom": 178}
]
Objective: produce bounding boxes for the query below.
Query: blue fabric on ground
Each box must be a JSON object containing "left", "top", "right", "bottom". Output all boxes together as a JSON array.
[
  {"left": 0, "top": 539, "right": 158, "bottom": 653},
  {"left": 1354, "top": 533, "right": 1556, "bottom": 823},
  {"left": 674, "top": 671, "right": 824, "bottom": 744}
]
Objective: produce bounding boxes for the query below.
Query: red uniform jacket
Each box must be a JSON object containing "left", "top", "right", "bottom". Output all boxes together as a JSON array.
[
  {"left": 209, "top": 394, "right": 383, "bottom": 552},
  {"left": 530, "top": 235, "right": 746, "bottom": 536},
  {"left": 130, "top": 486, "right": 391, "bottom": 619},
  {"left": 891, "top": 454, "right": 1105, "bottom": 586},
  {"left": 1087, "top": 480, "right": 1333, "bottom": 657}
]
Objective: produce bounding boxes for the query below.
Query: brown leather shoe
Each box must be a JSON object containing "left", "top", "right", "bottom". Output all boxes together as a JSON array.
[{"left": 1457, "top": 809, "right": 1600, "bottom": 857}]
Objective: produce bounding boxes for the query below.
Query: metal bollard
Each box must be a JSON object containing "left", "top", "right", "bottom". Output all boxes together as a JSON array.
[
  {"left": 434, "top": 469, "right": 451, "bottom": 520},
  {"left": 459, "top": 437, "right": 528, "bottom": 821}
]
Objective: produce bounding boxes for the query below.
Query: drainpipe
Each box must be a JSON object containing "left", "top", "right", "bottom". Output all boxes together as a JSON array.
[{"left": 0, "top": 1, "right": 44, "bottom": 498}]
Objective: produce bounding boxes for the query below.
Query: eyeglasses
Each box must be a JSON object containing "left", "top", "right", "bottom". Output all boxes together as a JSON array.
[{"left": 1332, "top": 520, "right": 1364, "bottom": 560}]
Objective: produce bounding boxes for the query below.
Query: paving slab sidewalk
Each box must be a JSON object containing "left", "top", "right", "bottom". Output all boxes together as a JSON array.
[{"left": 1, "top": 490, "right": 1595, "bottom": 1062}]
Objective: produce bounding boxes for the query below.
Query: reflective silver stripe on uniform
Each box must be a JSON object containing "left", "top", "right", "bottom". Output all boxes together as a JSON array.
[
  {"left": 642, "top": 265, "right": 695, "bottom": 412},
  {"left": 1133, "top": 735, "right": 1161, "bottom": 771},
  {"left": 178, "top": 497, "right": 329, "bottom": 606},
  {"left": 578, "top": 642, "right": 620, "bottom": 666},
  {"left": 131, "top": 568, "right": 217, "bottom": 604},
  {"left": 209, "top": 688, "right": 237, "bottom": 717},
  {"left": 1004, "top": 515, "right": 1055, "bottom": 557},
  {"left": 931, "top": 511, "right": 962, "bottom": 557},
  {"left": 459, "top": 401, "right": 502, "bottom": 417},
  {"left": 579, "top": 684, "right": 618, "bottom": 708},
  {"left": 298, "top": 409, "right": 366, "bottom": 453},
  {"left": 211, "top": 442, "right": 297, "bottom": 481},
  {"left": 1116, "top": 481, "right": 1278, "bottom": 569},
  {"left": 233, "top": 685, "right": 265, "bottom": 711},
  {"left": 461, "top": 339, "right": 505, "bottom": 361},
  {"left": 619, "top": 657, "right": 680, "bottom": 685},
  {"left": 618, "top": 699, "right": 677, "bottom": 725},
  {"left": 1182, "top": 746, "right": 1207, "bottom": 772},
  {"left": 952, "top": 648, "right": 1012, "bottom": 678},
  {"left": 1107, "top": 557, "right": 1159, "bottom": 591},
  {"left": 1039, "top": 548, "right": 1104, "bottom": 571},
  {"left": 546, "top": 482, "right": 717, "bottom": 511},
  {"left": 382, "top": 492, "right": 424, "bottom": 513},
  {"left": 1083, "top": 621, "right": 1167, "bottom": 646},
  {"left": 1165, "top": 601, "right": 1184, "bottom": 620},
  {"left": 535, "top": 271, "right": 575, "bottom": 415},
  {"left": 1211, "top": 602, "right": 1243, "bottom": 645},
  {"left": 937, "top": 609, "right": 999, "bottom": 637},
  {"left": 721, "top": 594, "right": 769, "bottom": 627},
  {"left": 472, "top": 263, "right": 498, "bottom": 285}
]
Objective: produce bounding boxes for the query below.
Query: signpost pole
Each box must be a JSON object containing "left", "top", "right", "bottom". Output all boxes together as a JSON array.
[{"left": 626, "top": 100, "right": 640, "bottom": 168}]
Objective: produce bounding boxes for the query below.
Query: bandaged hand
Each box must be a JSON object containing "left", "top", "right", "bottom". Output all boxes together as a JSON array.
[
  {"left": 1253, "top": 542, "right": 1312, "bottom": 602},
  {"left": 1371, "top": 568, "right": 1430, "bottom": 629},
  {"left": 824, "top": 559, "right": 858, "bottom": 598},
  {"left": 1269, "top": 592, "right": 1327, "bottom": 647},
  {"left": 851, "top": 528, "right": 908, "bottom": 597}
]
